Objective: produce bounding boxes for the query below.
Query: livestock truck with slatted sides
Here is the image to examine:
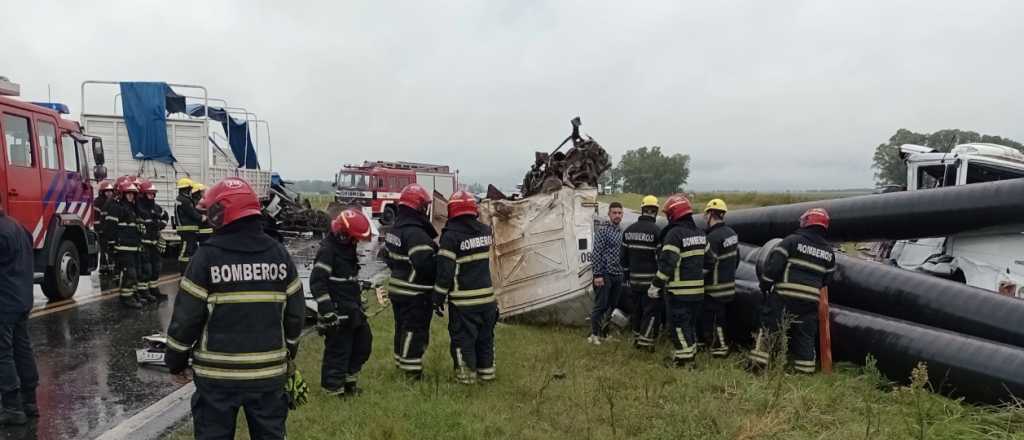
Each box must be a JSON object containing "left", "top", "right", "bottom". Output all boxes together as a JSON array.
[{"left": 0, "top": 76, "right": 106, "bottom": 301}]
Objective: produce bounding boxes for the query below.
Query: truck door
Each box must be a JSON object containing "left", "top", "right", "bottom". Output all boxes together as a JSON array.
[
  {"left": 1, "top": 111, "right": 43, "bottom": 245},
  {"left": 35, "top": 117, "right": 69, "bottom": 223}
]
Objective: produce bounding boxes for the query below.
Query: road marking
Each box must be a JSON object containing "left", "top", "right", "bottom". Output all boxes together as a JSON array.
[
  {"left": 30, "top": 275, "right": 182, "bottom": 319},
  {"left": 93, "top": 382, "right": 195, "bottom": 440}
]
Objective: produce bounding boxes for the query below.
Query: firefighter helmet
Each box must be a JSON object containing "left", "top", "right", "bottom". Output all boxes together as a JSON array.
[
  {"left": 398, "top": 183, "right": 431, "bottom": 211},
  {"left": 447, "top": 191, "right": 478, "bottom": 218},
  {"left": 117, "top": 181, "right": 140, "bottom": 194},
  {"left": 641, "top": 195, "right": 659, "bottom": 209},
  {"left": 800, "top": 208, "right": 830, "bottom": 230},
  {"left": 138, "top": 179, "right": 157, "bottom": 195},
  {"left": 191, "top": 183, "right": 206, "bottom": 195},
  {"left": 331, "top": 208, "right": 373, "bottom": 241},
  {"left": 98, "top": 180, "right": 115, "bottom": 192},
  {"left": 198, "top": 177, "right": 262, "bottom": 229},
  {"left": 176, "top": 177, "right": 194, "bottom": 189},
  {"left": 662, "top": 194, "right": 693, "bottom": 222},
  {"left": 704, "top": 198, "right": 728, "bottom": 214}
]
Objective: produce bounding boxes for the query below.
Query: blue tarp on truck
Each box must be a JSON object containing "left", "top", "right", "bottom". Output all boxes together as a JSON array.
[
  {"left": 118, "top": 82, "right": 183, "bottom": 164},
  {"left": 186, "top": 104, "right": 260, "bottom": 169}
]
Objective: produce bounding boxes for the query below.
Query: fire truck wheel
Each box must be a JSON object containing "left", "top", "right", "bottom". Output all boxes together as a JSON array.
[
  {"left": 42, "top": 240, "right": 80, "bottom": 301},
  {"left": 380, "top": 205, "right": 397, "bottom": 226}
]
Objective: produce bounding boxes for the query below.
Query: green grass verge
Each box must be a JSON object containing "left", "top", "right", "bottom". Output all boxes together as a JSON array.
[{"left": 166, "top": 306, "right": 1024, "bottom": 440}]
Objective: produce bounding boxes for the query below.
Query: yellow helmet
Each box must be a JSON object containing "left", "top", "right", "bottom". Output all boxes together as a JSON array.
[
  {"left": 176, "top": 177, "right": 194, "bottom": 189},
  {"left": 641, "top": 195, "right": 659, "bottom": 208},
  {"left": 704, "top": 198, "right": 728, "bottom": 213},
  {"left": 191, "top": 183, "right": 206, "bottom": 194}
]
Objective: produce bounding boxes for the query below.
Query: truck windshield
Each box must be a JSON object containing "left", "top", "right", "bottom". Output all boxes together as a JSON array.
[
  {"left": 965, "top": 161, "right": 1024, "bottom": 184},
  {"left": 338, "top": 172, "right": 368, "bottom": 189}
]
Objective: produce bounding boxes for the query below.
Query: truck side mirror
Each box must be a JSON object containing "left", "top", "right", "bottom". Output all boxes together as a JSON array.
[
  {"left": 93, "top": 165, "right": 108, "bottom": 181},
  {"left": 91, "top": 138, "right": 105, "bottom": 166}
]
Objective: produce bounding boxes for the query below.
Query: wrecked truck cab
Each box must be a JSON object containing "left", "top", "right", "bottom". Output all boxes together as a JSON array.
[
  {"left": 478, "top": 188, "right": 599, "bottom": 325},
  {"left": 892, "top": 143, "right": 1024, "bottom": 297}
]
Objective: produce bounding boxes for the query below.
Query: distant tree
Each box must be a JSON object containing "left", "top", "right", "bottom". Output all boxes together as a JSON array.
[
  {"left": 598, "top": 166, "right": 622, "bottom": 194},
  {"left": 615, "top": 147, "right": 690, "bottom": 195},
  {"left": 288, "top": 179, "right": 334, "bottom": 194},
  {"left": 466, "top": 182, "right": 486, "bottom": 194},
  {"left": 872, "top": 129, "right": 1024, "bottom": 186}
]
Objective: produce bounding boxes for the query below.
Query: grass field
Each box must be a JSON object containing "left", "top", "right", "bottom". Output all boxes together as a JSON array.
[{"left": 166, "top": 305, "right": 1024, "bottom": 440}]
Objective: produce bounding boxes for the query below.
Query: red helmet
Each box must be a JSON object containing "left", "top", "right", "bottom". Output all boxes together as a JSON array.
[
  {"left": 98, "top": 180, "right": 115, "bottom": 192},
  {"left": 331, "top": 208, "right": 373, "bottom": 241},
  {"left": 800, "top": 208, "right": 830, "bottom": 230},
  {"left": 117, "top": 181, "right": 140, "bottom": 194},
  {"left": 398, "top": 183, "right": 431, "bottom": 211},
  {"left": 662, "top": 194, "right": 693, "bottom": 222},
  {"left": 138, "top": 179, "right": 157, "bottom": 195},
  {"left": 198, "top": 177, "right": 262, "bottom": 229},
  {"left": 447, "top": 190, "right": 478, "bottom": 218}
]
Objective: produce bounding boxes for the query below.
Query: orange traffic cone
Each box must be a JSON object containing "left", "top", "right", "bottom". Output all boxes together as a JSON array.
[{"left": 819, "top": 286, "right": 833, "bottom": 374}]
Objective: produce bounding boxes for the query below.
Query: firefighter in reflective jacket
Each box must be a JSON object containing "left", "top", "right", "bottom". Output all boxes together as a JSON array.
[
  {"left": 701, "top": 199, "right": 739, "bottom": 357},
  {"left": 748, "top": 208, "right": 836, "bottom": 374},
  {"left": 137, "top": 179, "right": 169, "bottom": 301},
  {"left": 433, "top": 191, "right": 497, "bottom": 384},
  {"left": 165, "top": 177, "right": 305, "bottom": 440},
  {"left": 622, "top": 195, "right": 661, "bottom": 350},
  {"left": 107, "top": 179, "right": 150, "bottom": 309},
  {"left": 312, "top": 208, "right": 374, "bottom": 397},
  {"left": 192, "top": 183, "right": 214, "bottom": 245},
  {"left": 94, "top": 180, "right": 116, "bottom": 276},
  {"left": 384, "top": 184, "right": 438, "bottom": 379},
  {"left": 175, "top": 177, "right": 201, "bottom": 273},
  {"left": 648, "top": 194, "right": 706, "bottom": 366}
]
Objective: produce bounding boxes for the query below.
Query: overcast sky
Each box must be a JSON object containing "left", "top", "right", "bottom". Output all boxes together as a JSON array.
[{"left": 5, "top": 0, "right": 1023, "bottom": 190}]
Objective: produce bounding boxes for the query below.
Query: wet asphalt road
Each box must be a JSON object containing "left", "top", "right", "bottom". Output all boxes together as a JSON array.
[{"left": 1, "top": 237, "right": 387, "bottom": 440}]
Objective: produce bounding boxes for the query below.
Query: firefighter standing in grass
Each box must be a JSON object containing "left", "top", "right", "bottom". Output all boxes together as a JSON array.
[
  {"left": 433, "top": 191, "right": 497, "bottom": 384},
  {"left": 137, "top": 179, "right": 169, "bottom": 301},
  {"left": 701, "top": 199, "right": 739, "bottom": 357},
  {"left": 175, "top": 177, "right": 201, "bottom": 273},
  {"left": 166, "top": 177, "right": 305, "bottom": 440},
  {"left": 748, "top": 208, "right": 836, "bottom": 374},
  {"left": 649, "top": 194, "right": 706, "bottom": 367},
  {"left": 621, "top": 195, "right": 662, "bottom": 350},
  {"left": 384, "top": 184, "right": 438, "bottom": 379},
  {"left": 312, "top": 208, "right": 374, "bottom": 397},
  {"left": 107, "top": 179, "right": 151, "bottom": 308}
]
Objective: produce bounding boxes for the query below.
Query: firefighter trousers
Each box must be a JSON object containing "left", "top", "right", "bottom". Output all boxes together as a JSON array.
[
  {"left": 447, "top": 303, "right": 497, "bottom": 383},
  {"left": 178, "top": 232, "right": 198, "bottom": 274},
  {"left": 322, "top": 305, "right": 372, "bottom": 392},
  {"left": 191, "top": 384, "right": 288, "bottom": 440},
  {"left": 748, "top": 293, "right": 818, "bottom": 373},
  {"left": 139, "top": 244, "right": 162, "bottom": 293},
  {"left": 390, "top": 295, "right": 433, "bottom": 375},
  {"left": 629, "top": 288, "right": 646, "bottom": 339},
  {"left": 636, "top": 294, "right": 665, "bottom": 350},
  {"left": 116, "top": 251, "right": 144, "bottom": 298},
  {"left": 701, "top": 296, "right": 732, "bottom": 357},
  {"left": 0, "top": 316, "right": 38, "bottom": 411},
  {"left": 667, "top": 296, "right": 702, "bottom": 365}
]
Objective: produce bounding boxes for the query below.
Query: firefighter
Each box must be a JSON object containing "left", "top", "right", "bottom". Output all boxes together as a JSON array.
[
  {"left": 433, "top": 191, "right": 497, "bottom": 384},
  {"left": 107, "top": 179, "right": 150, "bottom": 308},
  {"left": 701, "top": 199, "right": 739, "bottom": 358},
  {"left": 312, "top": 208, "right": 374, "bottom": 397},
  {"left": 192, "top": 183, "right": 213, "bottom": 245},
  {"left": 165, "top": 177, "right": 305, "bottom": 440},
  {"left": 384, "top": 184, "right": 437, "bottom": 379},
  {"left": 748, "top": 208, "right": 836, "bottom": 374},
  {"left": 94, "top": 180, "right": 116, "bottom": 276},
  {"left": 137, "top": 179, "right": 169, "bottom": 301},
  {"left": 175, "top": 177, "right": 201, "bottom": 274},
  {"left": 648, "top": 194, "right": 706, "bottom": 367},
  {"left": 622, "top": 195, "right": 662, "bottom": 350}
]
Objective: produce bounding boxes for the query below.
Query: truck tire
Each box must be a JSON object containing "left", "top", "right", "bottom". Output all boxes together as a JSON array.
[
  {"left": 42, "top": 240, "right": 80, "bottom": 301},
  {"left": 381, "top": 205, "right": 397, "bottom": 226}
]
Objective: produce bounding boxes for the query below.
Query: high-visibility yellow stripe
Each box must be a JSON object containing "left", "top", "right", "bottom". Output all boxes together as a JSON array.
[
  {"left": 177, "top": 225, "right": 199, "bottom": 231},
  {"left": 194, "top": 349, "right": 288, "bottom": 364},
  {"left": 180, "top": 278, "right": 208, "bottom": 300},
  {"left": 656, "top": 272, "right": 670, "bottom": 281},
  {"left": 114, "top": 246, "right": 139, "bottom": 252},
  {"left": 716, "top": 251, "right": 737, "bottom": 260},
  {"left": 449, "top": 287, "right": 494, "bottom": 298},
  {"left": 451, "top": 296, "right": 496, "bottom": 306},
  {"left": 389, "top": 278, "right": 432, "bottom": 291},
  {"left": 409, "top": 245, "right": 434, "bottom": 255},
  {"left": 661, "top": 245, "right": 681, "bottom": 254},
  {"left": 388, "top": 286, "right": 425, "bottom": 296},
  {"left": 706, "top": 282, "right": 735, "bottom": 291},
  {"left": 668, "top": 279, "right": 703, "bottom": 287},
  {"left": 388, "top": 252, "right": 410, "bottom": 261},
  {"left": 777, "top": 282, "right": 820, "bottom": 295},
  {"left": 286, "top": 278, "right": 302, "bottom": 295},
  {"left": 438, "top": 249, "right": 457, "bottom": 260},
  {"left": 316, "top": 294, "right": 331, "bottom": 303},
  {"left": 778, "top": 290, "right": 820, "bottom": 302},
  {"left": 456, "top": 252, "right": 490, "bottom": 263},
  {"left": 198, "top": 228, "right": 213, "bottom": 234},
  {"left": 626, "top": 244, "right": 657, "bottom": 250},
  {"left": 678, "top": 249, "right": 705, "bottom": 259},
  {"left": 433, "top": 285, "right": 449, "bottom": 294},
  {"left": 192, "top": 364, "right": 288, "bottom": 380},
  {"left": 668, "top": 287, "right": 704, "bottom": 296},
  {"left": 166, "top": 336, "right": 192, "bottom": 352},
  {"left": 314, "top": 262, "right": 332, "bottom": 272},
  {"left": 789, "top": 258, "right": 828, "bottom": 273},
  {"left": 208, "top": 292, "right": 287, "bottom": 304}
]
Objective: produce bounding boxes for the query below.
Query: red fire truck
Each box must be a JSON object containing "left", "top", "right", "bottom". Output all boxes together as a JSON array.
[
  {"left": 0, "top": 77, "right": 105, "bottom": 300},
  {"left": 333, "top": 161, "right": 457, "bottom": 224}
]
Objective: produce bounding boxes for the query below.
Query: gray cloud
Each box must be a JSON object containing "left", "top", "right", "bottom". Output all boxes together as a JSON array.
[{"left": 4, "top": 0, "right": 1023, "bottom": 190}]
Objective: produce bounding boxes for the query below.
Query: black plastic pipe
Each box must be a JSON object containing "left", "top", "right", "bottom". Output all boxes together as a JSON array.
[{"left": 695, "top": 178, "right": 1024, "bottom": 245}]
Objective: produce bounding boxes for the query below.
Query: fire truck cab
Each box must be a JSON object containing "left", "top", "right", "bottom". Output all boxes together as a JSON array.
[
  {"left": 0, "top": 77, "right": 105, "bottom": 301},
  {"left": 334, "top": 161, "right": 457, "bottom": 225}
]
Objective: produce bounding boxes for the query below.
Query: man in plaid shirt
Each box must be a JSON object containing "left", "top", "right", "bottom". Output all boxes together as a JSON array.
[{"left": 588, "top": 202, "right": 625, "bottom": 345}]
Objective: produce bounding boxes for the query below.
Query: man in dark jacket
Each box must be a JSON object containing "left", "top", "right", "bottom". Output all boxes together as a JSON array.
[
  {"left": 649, "top": 194, "right": 706, "bottom": 367},
  {"left": 748, "top": 208, "right": 836, "bottom": 374},
  {"left": 138, "top": 179, "right": 169, "bottom": 301},
  {"left": 384, "top": 184, "right": 437, "bottom": 379},
  {"left": 175, "top": 177, "right": 201, "bottom": 274},
  {"left": 0, "top": 203, "right": 39, "bottom": 425},
  {"left": 433, "top": 191, "right": 497, "bottom": 384},
  {"left": 621, "top": 195, "right": 661, "bottom": 350},
  {"left": 108, "top": 180, "right": 150, "bottom": 308},
  {"left": 166, "top": 177, "right": 305, "bottom": 440},
  {"left": 312, "top": 208, "right": 374, "bottom": 396},
  {"left": 701, "top": 199, "right": 739, "bottom": 358}
]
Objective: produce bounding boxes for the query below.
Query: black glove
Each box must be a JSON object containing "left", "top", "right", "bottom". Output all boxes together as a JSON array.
[
  {"left": 431, "top": 291, "right": 446, "bottom": 317},
  {"left": 759, "top": 281, "right": 774, "bottom": 295}
]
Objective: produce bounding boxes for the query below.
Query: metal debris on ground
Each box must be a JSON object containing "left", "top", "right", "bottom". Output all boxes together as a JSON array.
[{"left": 519, "top": 117, "right": 611, "bottom": 198}]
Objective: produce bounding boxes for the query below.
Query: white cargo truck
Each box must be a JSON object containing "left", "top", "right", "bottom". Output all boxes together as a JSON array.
[{"left": 889, "top": 143, "right": 1024, "bottom": 297}]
